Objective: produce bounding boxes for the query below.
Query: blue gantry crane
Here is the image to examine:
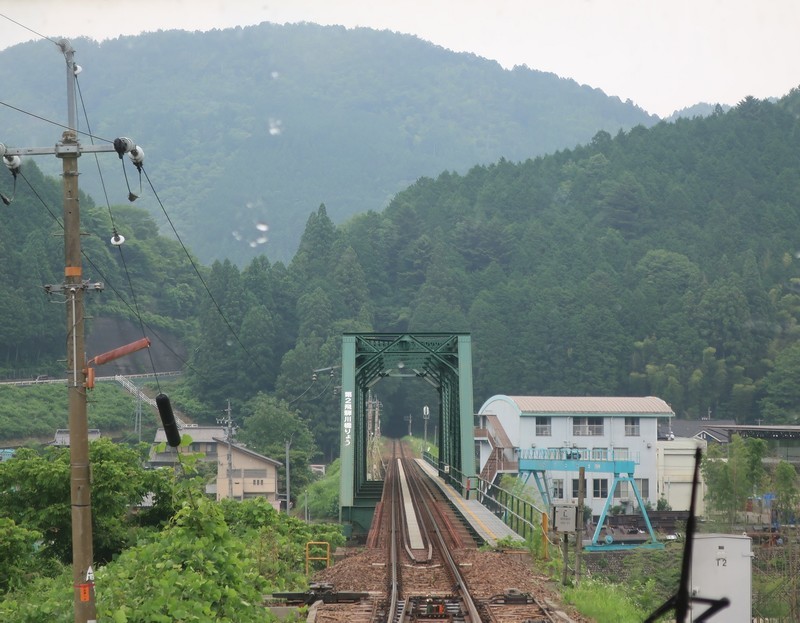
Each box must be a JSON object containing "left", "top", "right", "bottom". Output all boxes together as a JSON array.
[{"left": 518, "top": 447, "right": 663, "bottom": 551}]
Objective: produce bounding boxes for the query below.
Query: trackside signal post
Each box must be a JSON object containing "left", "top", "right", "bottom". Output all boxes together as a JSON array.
[{"left": 0, "top": 40, "right": 143, "bottom": 623}]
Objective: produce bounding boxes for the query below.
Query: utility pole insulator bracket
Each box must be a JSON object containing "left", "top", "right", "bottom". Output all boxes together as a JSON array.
[{"left": 55, "top": 143, "right": 80, "bottom": 156}]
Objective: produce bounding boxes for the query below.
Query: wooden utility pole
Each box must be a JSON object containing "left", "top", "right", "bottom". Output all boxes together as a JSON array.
[
  {"left": 1, "top": 40, "right": 142, "bottom": 623},
  {"left": 60, "top": 40, "right": 96, "bottom": 623},
  {"left": 62, "top": 120, "right": 96, "bottom": 623}
]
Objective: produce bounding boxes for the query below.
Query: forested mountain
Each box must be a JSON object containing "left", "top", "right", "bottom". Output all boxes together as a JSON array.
[
  {"left": 0, "top": 22, "right": 657, "bottom": 265},
  {"left": 0, "top": 162, "right": 199, "bottom": 379},
  {"left": 2, "top": 30, "right": 798, "bottom": 463},
  {"left": 179, "top": 91, "right": 800, "bottom": 459}
]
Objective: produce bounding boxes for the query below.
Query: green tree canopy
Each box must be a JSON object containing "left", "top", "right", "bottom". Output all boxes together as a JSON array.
[
  {"left": 0, "top": 440, "right": 175, "bottom": 564},
  {"left": 238, "top": 394, "right": 317, "bottom": 498},
  {"left": 773, "top": 460, "right": 800, "bottom": 524}
]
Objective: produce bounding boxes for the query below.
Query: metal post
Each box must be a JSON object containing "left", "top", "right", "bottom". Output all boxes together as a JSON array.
[
  {"left": 216, "top": 400, "right": 235, "bottom": 499},
  {"left": 135, "top": 391, "right": 142, "bottom": 442},
  {"left": 576, "top": 466, "right": 585, "bottom": 585},
  {"left": 541, "top": 512, "right": 549, "bottom": 561},
  {"left": 366, "top": 392, "right": 373, "bottom": 440},
  {"left": 226, "top": 402, "right": 234, "bottom": 499},
  {"left": 285, "top": 438, "right": 291, "bottom": 513}
]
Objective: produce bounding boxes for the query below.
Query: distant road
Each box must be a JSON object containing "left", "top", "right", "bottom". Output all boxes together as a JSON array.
[{"left": 0, "top": 371, "right": 183, "bottom": 387}]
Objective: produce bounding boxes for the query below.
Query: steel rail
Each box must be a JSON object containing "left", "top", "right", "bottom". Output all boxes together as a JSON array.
[
  {"left": 387, "top": 441, "right": 401, "bottom": 623},
  {"left": 393, "top": 442, "right": 480, "bottom": 623}
]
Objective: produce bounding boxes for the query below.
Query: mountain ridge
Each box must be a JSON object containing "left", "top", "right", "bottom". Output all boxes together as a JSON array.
[{"left": 0, "top": 21, "right": 660, "bottom": 264}]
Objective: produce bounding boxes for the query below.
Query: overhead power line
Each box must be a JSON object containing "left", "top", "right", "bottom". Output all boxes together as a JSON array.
[
  {"left": 0, "top": 99, "right": 114, "bottom": 144},
  {"left": 0, "top": 13, "right": 274, "bottom": 391},
  {"left": 0, "top": 12, "right": 60, "bottom": 46}
]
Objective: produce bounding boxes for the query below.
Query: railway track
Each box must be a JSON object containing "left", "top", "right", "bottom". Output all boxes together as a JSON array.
[
  {"left": 384, "top": 441, "right": 480, "bottom": 623},
  {"left": 309, "top": 439, "right": 576, "bottom": 623}
]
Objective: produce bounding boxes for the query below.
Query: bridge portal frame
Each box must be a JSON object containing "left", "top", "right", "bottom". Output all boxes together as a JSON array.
[{"left": 339, "top": 333, "right": 475, "bottom": 533}]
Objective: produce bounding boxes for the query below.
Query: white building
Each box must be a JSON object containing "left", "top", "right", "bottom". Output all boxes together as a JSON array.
[
  {"left": 476, "top": 395, "right": 674, "bottom": 516},
  {"left": 149, "top": 425, "right": 226, "bottom": 468},
  {"left": 656, "top": 436, "right": 707, "bottom": 516},
  {"left": 52, "top": 428, "right": 102, "bottom": 446},
  {"left": 212, "top": 440, "right": 282, "bottom": 508},
  {"left": 149, "top": 426, "right": 282, "bottom": 507}
]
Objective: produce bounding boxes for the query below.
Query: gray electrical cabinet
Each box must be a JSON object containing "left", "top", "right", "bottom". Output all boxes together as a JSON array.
[
  {"left": 690, "top": 533, "right": 752, "bottom": 623},
  {"left": 551, "top": 505, "right": 577, "bottom": 533}
]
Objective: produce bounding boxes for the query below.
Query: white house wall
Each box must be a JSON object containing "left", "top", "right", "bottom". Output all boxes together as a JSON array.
[
  {"left": 477, "top": 395, "right": 669, "bottom": 516},
  {"left": 531, "top": 417, "right": 659, "bottom": 515},
  {"left": 481, "top": 396, "right": 522, "bottom": 447},
  {"left": 656, "top": 437, "right": 707, "bottom": 514}
]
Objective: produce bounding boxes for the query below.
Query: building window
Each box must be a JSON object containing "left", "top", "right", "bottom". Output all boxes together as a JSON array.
[
  {"left": 625, "top": 417, "right": 640, "bottom": 436},
  {"left": 593, "top": 478, "right": 608, "bottom": 499},
  {"left": 614, "top": 481, "right": 630, "bottom": 499},
  {"left": 571, "top": 477, "right": 587, "bottom": 499},
  {"left": 590, "top": 447, "right": 607, "bottom": 460},
  {"left": 635, "top": 478, "right": 649, "bottom": 499},
  {"left": 573, "top": 416, "right": 603, "bottom": 436},
  {"left": 613, "top": 447, "right": 630, "bottom": 460},
  {"left": 535, "top": 416, "right": 552, "bottom": 436},
  {"left": 552, "top": 478, "right": 564, "bottom": 499}
]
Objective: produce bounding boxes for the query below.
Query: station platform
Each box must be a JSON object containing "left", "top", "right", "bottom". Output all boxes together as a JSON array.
[{"left": 416, "top": 459, "right": 524, "bottom": 547}]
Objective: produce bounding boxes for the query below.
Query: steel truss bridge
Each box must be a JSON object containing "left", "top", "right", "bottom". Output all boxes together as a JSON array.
[{"left": 338, "top": 333, "right": 475, "bottom": 534}]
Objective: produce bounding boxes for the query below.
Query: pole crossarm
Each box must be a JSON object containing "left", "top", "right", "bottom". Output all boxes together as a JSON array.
[{"left": 1, "top": 144, "right": 118, "bottom": 157}]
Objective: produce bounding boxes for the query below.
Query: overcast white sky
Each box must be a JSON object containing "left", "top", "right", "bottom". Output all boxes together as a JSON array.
[{"left": 1, "top": 0, "right": 798, "bottom": 117}]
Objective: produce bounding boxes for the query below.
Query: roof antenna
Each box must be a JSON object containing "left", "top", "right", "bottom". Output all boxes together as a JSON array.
[{"left": 644, "top": 447, "right": 730, "bottom": 622}]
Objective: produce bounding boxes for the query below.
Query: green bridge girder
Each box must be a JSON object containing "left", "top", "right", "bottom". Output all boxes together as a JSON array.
[{"left": 339, "top": 333, "right": 476, "bottom": 533}]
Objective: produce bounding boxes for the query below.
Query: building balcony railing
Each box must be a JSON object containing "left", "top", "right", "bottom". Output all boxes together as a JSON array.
[
  {"left": 517, "top": 447, "right": 639, "bottom": 475},
  {"left": 518, "top": 447, "right": 640, "bottom": 463},
  {"left": 149, "top": 450, "right": 218, "bottom": 464}
]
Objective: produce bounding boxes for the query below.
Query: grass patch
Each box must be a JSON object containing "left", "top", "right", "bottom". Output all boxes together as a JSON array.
[{"left": 562, "top": 577, "right": 649, "bottom": 622}]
